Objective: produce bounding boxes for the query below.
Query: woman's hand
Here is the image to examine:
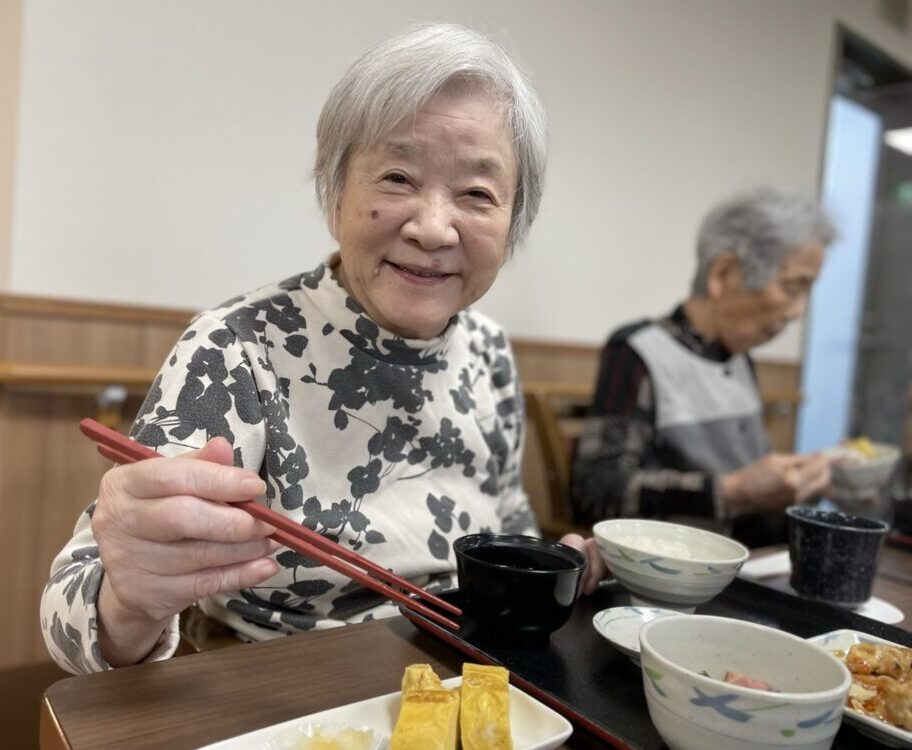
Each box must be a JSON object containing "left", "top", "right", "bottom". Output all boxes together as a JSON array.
[
  {"left": 559, "top": 533, "right": 609, "bottom": 595},
  {"left": 720, "top": 452, "right": 832, "bottom": 514},
  {"left": 92, "top": 438, "right": 279, "bottom": 666}
]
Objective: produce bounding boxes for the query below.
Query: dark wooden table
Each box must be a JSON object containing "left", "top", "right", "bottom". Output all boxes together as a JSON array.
[
  {"left": 39, "top": 616, "right": 605, "bottom": 750},
  {"left": 40, "top": 542, "right": 911, "bottom": 750}
]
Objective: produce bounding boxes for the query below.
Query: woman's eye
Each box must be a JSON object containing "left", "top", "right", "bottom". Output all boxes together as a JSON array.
[
  {"left": 383, "top": 172, "right": 409, "bottom": 185},
  {"left": 467, "top": 189, "right": 494, "bottom": 202}
]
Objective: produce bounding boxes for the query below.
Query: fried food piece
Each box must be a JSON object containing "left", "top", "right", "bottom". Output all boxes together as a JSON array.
[
  {"left": 460, "top": 663, "right": 513, "bottom": 750},
  {"left": 390, "top": 664, "right": 459, "bottom": 750},
  {"left": 842, "top": 643, "right": 912, "bottom": 731},
  {"left": 847, "top": 674, "right": 912, "bottom": 730},
  {"left": 881, "top": 677, "right": 912, "bottom": 730},
  {"left": 846, "top": 643, "right": 912, "bottom": 679}
]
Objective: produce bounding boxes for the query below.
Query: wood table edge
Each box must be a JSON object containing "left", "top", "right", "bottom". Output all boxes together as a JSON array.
[{"left": 40, "top": 695, "right": 70, "bottom": 750}]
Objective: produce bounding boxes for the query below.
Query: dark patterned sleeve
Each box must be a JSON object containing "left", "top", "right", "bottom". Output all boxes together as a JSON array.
[{"left": 570, "top": 341, "right": 717, "bottom": 523}]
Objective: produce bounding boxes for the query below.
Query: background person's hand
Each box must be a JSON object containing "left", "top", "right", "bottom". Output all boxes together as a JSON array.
[
  {"left": 92, "top": 438, "right": 278, "bottom": 666},
  {"left": 720, "top": 452, "right": 831, "bottom": 514},
  {"left": 559, "top": 533, "right": 609, "bottom": 595}
]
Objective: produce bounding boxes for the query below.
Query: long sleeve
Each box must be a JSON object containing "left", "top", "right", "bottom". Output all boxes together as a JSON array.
[
  {"left": 570, "top": 340, "right": 717, "bottom": 523},
  {"left": 40, "top": 311, "right": 266, "bottom": 674},
  {"left": 40, "top": 506, "right": 182, "bottom": 674}
]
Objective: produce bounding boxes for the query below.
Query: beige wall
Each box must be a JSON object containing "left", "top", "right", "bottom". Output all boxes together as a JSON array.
[
  {"left": 8, "top": 1, "right": 912, "bottom": 360},
  {"left": 0, "top": 0, "right": 22, "bottom": 291}
]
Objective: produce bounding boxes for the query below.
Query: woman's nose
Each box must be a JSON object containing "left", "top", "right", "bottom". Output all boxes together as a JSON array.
[{"left": 401, "top": 196, "right": 459, "bottom": 250}]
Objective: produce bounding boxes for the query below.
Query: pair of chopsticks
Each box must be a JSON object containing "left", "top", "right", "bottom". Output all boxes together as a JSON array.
[{"left": 79, "top": 418, "right": 461, "bottom": 631}]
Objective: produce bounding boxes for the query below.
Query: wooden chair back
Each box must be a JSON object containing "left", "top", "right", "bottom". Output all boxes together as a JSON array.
[{"left": 522, "top": 381, "right": 593, "bottom": 540}]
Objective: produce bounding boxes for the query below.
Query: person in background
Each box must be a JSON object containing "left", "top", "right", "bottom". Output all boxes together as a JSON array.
[
  {"left": 41, "top": 22, "right": 547, "bottom": 674},
  {"left": 570, "top": 187, "right": 836, "bottom": 549}
]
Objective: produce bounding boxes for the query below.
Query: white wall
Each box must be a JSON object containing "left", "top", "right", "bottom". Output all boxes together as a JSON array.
[{"left": 10, "top": 0, "right": 912, "bottom": 360}]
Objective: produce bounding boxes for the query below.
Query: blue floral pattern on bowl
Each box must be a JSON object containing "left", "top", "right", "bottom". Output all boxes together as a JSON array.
[{"left": 644, "top": 666, "right": 844, "bottom": 740}]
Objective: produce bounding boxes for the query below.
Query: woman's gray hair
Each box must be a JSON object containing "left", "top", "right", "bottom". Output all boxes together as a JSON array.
[
  {"left": 692, "top": 187, "right": 837, "bottom": 295},
  {"left": 315, "top": 23, "right": 547, "bottom": 252}
]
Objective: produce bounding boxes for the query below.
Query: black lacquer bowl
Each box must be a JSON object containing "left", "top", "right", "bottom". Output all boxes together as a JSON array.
[{"left": 453, "top": 533, "right": 586, "bottom": 640}]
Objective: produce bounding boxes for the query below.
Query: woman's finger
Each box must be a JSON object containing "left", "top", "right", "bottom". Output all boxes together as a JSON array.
[
  {"left": 559, "top": 534, "right": 608, "bottom": 596},
  {"left": 581, "top": 538, "right": 608, "bottom": 595},
  {"left": 110, "top": 556, "right": 280, "bottom": 623},
  {"left": 105, "top": 494, "right": 275, "bottom": 543},
  {"left": 105, "top": 535, "right": 280, "bottom": 577},
  {"left": 191, "top": 556, "right": 281, "bottom": 601},
  {"left": 103, "top": 455, "right": 266, "bottom": 505},
  {"left": 793, "top": 455, "right": 832, "bottom": 502}
]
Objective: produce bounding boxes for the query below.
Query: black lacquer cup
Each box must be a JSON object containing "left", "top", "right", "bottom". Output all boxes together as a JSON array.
[
  {"left": 454, "top": 533, "right": 586, "bottom": 641},
  {"left": 786, "top": 505, "right": 889, "bottom": 608}
]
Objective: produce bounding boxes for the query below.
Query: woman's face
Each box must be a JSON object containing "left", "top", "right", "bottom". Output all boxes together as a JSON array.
[
  {"left": 713, "top": 242, "right": 825, "bottom": 353},
  {"left": 333, "top": 89, "right": 517, "bottom": 339}
]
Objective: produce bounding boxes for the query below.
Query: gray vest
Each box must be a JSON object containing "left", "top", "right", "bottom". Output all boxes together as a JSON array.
[{"left": 628, "top": 324, "right": 768, "bottom": 475}]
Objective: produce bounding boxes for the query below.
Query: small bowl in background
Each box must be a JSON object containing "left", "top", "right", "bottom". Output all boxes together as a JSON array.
[
  {"left": 453, "top": 533, "right": 586, "bottom": 640},
  {"left": 828, "top": 441, "right": 900, "bottom": 494},
  {"left": 639, "top": 614, "right": 851, "bottom": 750},
  {"left": 592, "top": 519, "right": 749, "bottom": 608}
]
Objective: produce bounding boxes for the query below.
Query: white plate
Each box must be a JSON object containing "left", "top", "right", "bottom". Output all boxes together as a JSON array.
[
  {"left": 807, "top": 629, "right": 912, "bottom": 748},
  {"left": 197, "top": 675, "right": 573, "bottom": 750},
  {"left": 592, "top": 605, "right": 681, "bottom": 664}
]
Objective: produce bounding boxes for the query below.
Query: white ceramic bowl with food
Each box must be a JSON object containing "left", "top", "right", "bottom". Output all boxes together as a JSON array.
[
  {"left": 828, "top": 440, "right": 901, "bottom": 493},
  {"left": 639, "top": 615, "right": 852, "bottom": 750},
  {"left": 592, "top": 519, "right": 749, "bottom": 607}
]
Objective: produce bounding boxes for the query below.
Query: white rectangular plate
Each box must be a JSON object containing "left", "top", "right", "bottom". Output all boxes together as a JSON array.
[
  {"left": 198, "top": 675, "right": 573, "bottom": 750},
  {"left": 808, "top": 629, "right": 912, "bottom": 749}
]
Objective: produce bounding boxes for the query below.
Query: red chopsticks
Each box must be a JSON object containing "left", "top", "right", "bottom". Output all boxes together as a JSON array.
[{"left": 79, "top": 418, "right": 461, "bottom": 631}]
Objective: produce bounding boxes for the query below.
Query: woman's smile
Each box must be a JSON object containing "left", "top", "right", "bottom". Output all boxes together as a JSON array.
[{"left": 384, "top": 259, "right": 457, "bottom": 286}]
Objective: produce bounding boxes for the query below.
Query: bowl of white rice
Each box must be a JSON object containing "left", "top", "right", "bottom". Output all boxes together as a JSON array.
[{"left": 592, "top": 519, "right": 749, "bottom": 608}]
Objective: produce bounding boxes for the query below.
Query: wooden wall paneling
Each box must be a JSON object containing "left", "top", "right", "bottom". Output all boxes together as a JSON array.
[
  {"left": 0, "top": 294, "right": 192, "bottom": 671},
  {"left": 511, "top": 338, "right": 601, "bottom": 388},
  {"left": 0, "top": 389, "right": 144, "bottom": 669},
  {"left": 0, "top": 295, "right": 192, "bottom": 368},
  {"left": 754, "top": 360, "right": 802, "bottom": 453}
]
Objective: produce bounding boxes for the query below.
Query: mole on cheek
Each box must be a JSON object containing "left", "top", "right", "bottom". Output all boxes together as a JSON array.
[{"left": 370, "top": 210, "right": 380, "bottom": 220}]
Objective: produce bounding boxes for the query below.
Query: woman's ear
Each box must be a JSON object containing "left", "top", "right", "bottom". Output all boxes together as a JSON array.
[
  {"left": 329, "top": 200, "right": 342, "bottom": 240},
  {"left": 706, "top": 253, "right": 743, "bottom": 299}
]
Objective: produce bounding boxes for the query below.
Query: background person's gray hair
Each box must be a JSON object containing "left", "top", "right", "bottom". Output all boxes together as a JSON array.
[
  {"left": 691, "top": 187, "right": 837, "bottom": 295},
  {"left": 314, "top": 23, "right": 547, "bottom": 252}
]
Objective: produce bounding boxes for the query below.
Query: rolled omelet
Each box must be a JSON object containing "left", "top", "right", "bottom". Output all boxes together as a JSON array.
[
  {"left": 460, "top": 663, "right": 513, "bottom": 750},
  {"left": 390, "top": 664, "right": 459, "bottom": 750}
]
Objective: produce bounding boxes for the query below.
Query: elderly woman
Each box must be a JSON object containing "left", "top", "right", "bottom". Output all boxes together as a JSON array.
[
  {"left": 570, "top": 187, "right": 837, "bottom": 550},
  {"left": 41, "top": 23, "right": 547, "bottom": 673}
]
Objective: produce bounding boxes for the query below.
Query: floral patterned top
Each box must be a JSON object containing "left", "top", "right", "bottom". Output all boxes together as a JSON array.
[{"left": 41, "top": 256, "right": 536, "bottom": 673}]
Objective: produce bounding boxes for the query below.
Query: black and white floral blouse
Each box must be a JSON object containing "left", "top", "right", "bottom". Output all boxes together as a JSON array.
[{"left": 41, "top": 256, "right": 536, "bottom": 673}]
